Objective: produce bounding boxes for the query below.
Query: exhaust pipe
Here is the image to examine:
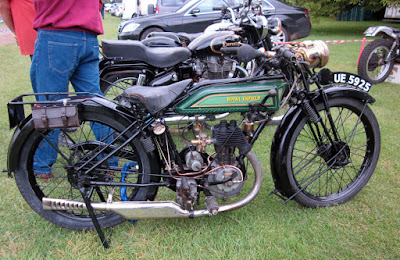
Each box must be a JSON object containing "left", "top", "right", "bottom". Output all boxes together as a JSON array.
[
  {"left": 43, "top": 199, "right": 196, "bottom": 219},
  {"left": 43, "top": 152, "right": 263, "bottom": 219}
]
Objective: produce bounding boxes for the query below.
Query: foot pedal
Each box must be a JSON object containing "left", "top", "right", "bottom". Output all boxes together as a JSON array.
[{"left": 205, "top": 196, "right": 219, "bottom": 216}]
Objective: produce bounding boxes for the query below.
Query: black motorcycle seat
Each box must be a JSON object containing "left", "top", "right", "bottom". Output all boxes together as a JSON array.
[
  {"left": 141, "top": 36, "right": 181, "bottom": 47},
  {"left": 122, "top": 79, "right": 192, "bottom": 114},
  {"left": 102, "top": 39, "right": 192, "bottom": 68},
  {"left": 146, "top": 32, "right": 201, "bottom": 46}
]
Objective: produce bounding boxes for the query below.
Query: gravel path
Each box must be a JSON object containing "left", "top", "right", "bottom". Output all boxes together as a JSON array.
[{"left": 0, "top": 25, "right": 16, "bottom": 46}]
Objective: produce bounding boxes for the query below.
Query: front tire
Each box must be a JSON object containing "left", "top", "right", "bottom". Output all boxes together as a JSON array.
[
  {"left": 14, "top": 107, "right": 159, "bottom": 230},
  {"left": 358, "top": 38, "right": 395, "bottom": 84},
  {"left": 275, "top": 97, "right": 380, "bottom": 207}
]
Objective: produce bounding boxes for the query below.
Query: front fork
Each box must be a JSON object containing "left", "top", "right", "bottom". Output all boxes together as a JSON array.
[
  {"left": 301, "top": 89, "right": 340, "bottom": 148},
  {"left": 385, "top": 38, "right": 400, "bottom": 63}
]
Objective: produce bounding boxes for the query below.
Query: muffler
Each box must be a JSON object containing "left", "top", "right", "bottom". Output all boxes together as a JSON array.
[{"left": 42, "top": 199, "right": 195, "bottom": 219}]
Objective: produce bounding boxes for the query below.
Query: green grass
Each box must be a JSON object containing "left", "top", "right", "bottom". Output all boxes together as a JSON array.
[{"left": 0, "top": 14, "right": 399, "bottom": 258}]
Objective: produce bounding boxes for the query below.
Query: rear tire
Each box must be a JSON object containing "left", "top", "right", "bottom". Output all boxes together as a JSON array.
[
  {"left": 14, "top": 107, "right": 159, "bottom": 230},
  {"left": 358, "top": 38, "right": 395, "bottom": 84}
]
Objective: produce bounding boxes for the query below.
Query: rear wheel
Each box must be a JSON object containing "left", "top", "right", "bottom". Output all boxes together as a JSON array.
[
  {"left": 358, "top": 38, "right": 394, "bottom": 84},
  {"left": 14, "top": 108, "right": 158, "bottom": 230},
  {"left": 276, "top": 97, "right": 380, "bottom": 207},
  {"left": 100, "top": 72, "right": 139, "bottom": 99}
]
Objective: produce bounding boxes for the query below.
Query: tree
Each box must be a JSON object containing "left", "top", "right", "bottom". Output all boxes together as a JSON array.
[{"left": 282, "top": 0, "right": 399, "bottom": 17}]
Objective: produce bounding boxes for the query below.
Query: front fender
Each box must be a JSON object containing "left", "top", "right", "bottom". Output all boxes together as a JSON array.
[
  {"left": 270, "top": 85, "right": 375, "bottom": 196},
  {"left": 7, "top": 97, "right": 135, "bottom": 175}
]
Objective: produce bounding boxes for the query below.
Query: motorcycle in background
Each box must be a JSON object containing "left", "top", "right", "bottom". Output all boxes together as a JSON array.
[
  {"left": 357, "top": 26, "right": 400, "bottom": 84},
  {"left": 99, "top": 1, "right": 281, "bottom": 99}
]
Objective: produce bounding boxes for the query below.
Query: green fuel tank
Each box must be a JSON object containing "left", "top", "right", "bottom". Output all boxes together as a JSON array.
[{"left": 175, "top": 79, "right": 287, "bottom": 114}]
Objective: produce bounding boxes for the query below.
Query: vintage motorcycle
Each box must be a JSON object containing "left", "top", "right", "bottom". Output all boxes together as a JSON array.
[
  {"left": 99, "top": 1, "right": 280, "bottom": 99},
  {"left": 7, "top": 41, "right": 381, "bottom": 248},
  {"left": 358, "top": 25, "right": 400, "bottom": 83}
]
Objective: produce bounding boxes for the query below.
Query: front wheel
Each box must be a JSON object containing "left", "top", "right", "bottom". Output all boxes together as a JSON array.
[
  {"left": 357, "top": 38, "right": 395, "bottom": 84},
  {"left": 276, "top": 97, "right": 380, "bottom": 207}
]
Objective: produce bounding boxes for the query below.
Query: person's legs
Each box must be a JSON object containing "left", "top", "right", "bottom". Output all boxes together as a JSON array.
[
  {"left": 30, "top": 30, "right": 82, "bottom": 176},
  {"left": 71, "top": 33, "right": 118, "bottom": 167},
  {"left": 31, "top": 30, "right": 78, "bottom": 101},
  {"left": 70, "top": 34, "right": 102, "bottom": 96}
]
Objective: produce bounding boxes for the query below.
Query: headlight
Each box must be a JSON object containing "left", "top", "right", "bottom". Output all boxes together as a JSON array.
[{"left": 121, "top": 23, "right": 140, "bottom": 33}]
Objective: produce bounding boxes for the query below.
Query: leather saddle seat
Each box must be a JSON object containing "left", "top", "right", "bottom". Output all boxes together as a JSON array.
[
  {"left": 102, "top": 39, "right": 192, "bottom": 68},
  {"left": 121, "top": 79, "right": 192, "bottom": 114}
]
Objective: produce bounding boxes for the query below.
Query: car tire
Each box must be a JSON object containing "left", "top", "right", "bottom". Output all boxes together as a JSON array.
[{"left": 140, "top": 27, "right": 164, "bottom": 40}]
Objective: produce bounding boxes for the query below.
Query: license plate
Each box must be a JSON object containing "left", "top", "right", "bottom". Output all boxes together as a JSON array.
[{"left": 333, "top": 72, "right": 372, "bottom": 92}]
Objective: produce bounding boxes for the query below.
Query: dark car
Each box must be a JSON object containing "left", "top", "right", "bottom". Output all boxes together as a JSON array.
[{"left": 118, "top": 0, "right": 311, "bottom": 41}]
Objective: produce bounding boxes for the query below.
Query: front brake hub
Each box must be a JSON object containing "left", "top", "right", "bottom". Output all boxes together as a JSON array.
[{"left": 318, "top": 141, "right": 351, "bottom": 169}]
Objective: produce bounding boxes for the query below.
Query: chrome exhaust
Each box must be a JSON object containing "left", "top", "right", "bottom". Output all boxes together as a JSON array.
[{"left": 43, "top": 152, "right": 263, "bottom": 220}]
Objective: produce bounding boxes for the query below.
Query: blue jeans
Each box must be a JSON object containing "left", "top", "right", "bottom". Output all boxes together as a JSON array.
[
  {"left": 31, "top": 30, "right": 102, "bottom": 99},
  {"left": 31, "top": 30, "right": 116, "bottom": 175}
]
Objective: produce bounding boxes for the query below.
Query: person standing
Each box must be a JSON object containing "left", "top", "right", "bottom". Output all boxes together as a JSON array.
[
  {"left": 30, "top": 0, "right": 112, "bottom": 179},
  {"left": 30, "top": 0, "right": 104, "bottom": 97},
  {"left": 0, "top": 0, "right": 37, "bottom": 56}
]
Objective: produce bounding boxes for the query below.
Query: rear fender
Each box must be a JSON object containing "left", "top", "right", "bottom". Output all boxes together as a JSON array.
[
  {"left": 7, "top": 97, "right": 143, "bottom": 175},
  {"left": 270, "top": 85, "right": 375, "bottom": 196},
  {"left": 99, "top": 62, "right": 150, "bottom": 80},
  {"left": 364, "top": 26, "right": 396, "bottom": 39}
]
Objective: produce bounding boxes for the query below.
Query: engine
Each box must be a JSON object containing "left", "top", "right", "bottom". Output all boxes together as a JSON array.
[
  {"left": 188, "top": 31, "right": 243, "bottom": 80},
  {"left": 200, "top": 55, "right": 236, "bottom": 80},
  {"left": 176, "top": 120, "right": 252, "bottom": 209},
  {"left": 208, "top": 120, "right": 251, "bottom": 199}
]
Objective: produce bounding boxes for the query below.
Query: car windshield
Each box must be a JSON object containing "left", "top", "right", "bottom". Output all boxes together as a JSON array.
[
  {"left": 161, "top": 0, "right": 185, "bottom": 6},
  {"left": 176, "top": 0, "right": 240, "bottom": 13},
  {"left": 175, "top": 0, "right": 199, "bottom": 13}
]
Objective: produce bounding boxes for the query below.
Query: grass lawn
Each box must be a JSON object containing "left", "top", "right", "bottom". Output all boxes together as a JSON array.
[{"left": 0, "top": 14, "right": 399, "bottom": 259}]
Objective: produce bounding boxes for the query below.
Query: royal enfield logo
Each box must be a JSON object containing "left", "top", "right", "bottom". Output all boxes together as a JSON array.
[{"left": 227, "top": 96, "right": 261, "bottom": 102}]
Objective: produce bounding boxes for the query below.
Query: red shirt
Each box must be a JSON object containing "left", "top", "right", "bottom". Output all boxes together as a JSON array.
[
  {"left": 9, "top": 0, "right": 37, "bottom": 55},
  {"left": 32, "top": 0, "right": 104, "bottom": 35}
]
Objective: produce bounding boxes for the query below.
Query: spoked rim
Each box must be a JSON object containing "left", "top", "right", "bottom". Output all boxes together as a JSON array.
[
  {"left": 103, "top": 76, "right": 137, "bottom": 99},
  {"left": 366, "top": 45, "right": 391, "bottom": 81},
  {"left": 28, "top": 119, "right": 142, "bottom": 220},
  {"left": 290, "top": 103, "right": 375, "bottom": 202}
]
